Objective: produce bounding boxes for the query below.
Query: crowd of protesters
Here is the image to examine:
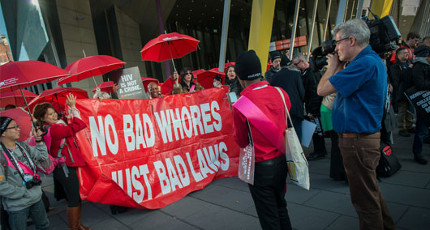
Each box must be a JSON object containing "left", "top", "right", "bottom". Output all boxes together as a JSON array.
[{"left": 1, "top": 15, "right": 429, "bottom": 230}]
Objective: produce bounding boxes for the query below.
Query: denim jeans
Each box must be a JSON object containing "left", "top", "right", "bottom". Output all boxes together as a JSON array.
[
  {"left": 8, "top": 198, "right": 49, "bottom": 230},
  {"left": 413, "top": 109, "right": 430, "bottom": 157}
]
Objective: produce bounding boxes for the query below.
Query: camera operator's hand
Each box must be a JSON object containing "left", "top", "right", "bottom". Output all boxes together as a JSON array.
[
  {"left": 32, "top": 126, "right": 44, "bottom": 144},
  {"left": 327, "top": 53, "right": 343, "bottom": 72}
]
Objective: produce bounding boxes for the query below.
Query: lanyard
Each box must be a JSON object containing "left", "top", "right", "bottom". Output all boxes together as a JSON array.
[{"left": 1, "top": 142, "right": 37, "bottom": 180}]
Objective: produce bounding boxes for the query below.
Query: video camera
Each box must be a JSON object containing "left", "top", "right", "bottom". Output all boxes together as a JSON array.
[{"left": 311, "top": 14, "right": 401, "bottom": 70}]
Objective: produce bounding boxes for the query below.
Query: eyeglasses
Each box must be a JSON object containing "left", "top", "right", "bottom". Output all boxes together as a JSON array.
[
  {"left": 335, "top": 37, "right": 350, "bottom": 45},
  {"left": 6, "top": 125, "right": 20, "bottom": 130}
]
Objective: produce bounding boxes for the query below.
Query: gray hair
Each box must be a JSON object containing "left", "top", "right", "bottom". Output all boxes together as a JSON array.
[
  {"left": 333, "top": 19, "right": 370, "bottom": 47},
  {"left": 292, "top": 53, "right": 306, "bottom": 62}
]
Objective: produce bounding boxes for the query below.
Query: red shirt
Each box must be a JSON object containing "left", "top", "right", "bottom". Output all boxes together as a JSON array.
[
  {"left": 49, "top": 118, "right": 87, "bottom": 167},
  {"left": 232, "top": 81, "right": 291, "bottom": 162}
]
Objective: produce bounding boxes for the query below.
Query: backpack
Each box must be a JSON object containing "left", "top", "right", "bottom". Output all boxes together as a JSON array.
[{"left": 376, "top": 142, "right": 402, "bottom": 177}]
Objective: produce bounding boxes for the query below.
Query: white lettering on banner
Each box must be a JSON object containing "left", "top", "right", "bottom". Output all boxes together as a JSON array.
[
  {"left": 169, "top": 109, "right": 185, "bottom": 141},
  {"left": 123, "top": 114, "right": 155, "bottom": 151},
  {"left": 154, "top": 111, "right": 173, "bottom": 143},
  {"left": 109, "top": 142, "right": 230, "bottom": 200},
  {"left": 89, "top": 115, "right": 119, "bottom": 157},
  {"left": 111, "top": 164, "right": 152, "bottom": 203},
  {"left": 165, "top": 158, "right": 183, "bottom": 191},
  {"left": 186, "top": 152, "right": 203, "bottom": 182},
  {"left": 154, "top": 102, "right": 223, "bottom": 144},
  {"left": 211, "top": 101, "right": 222, "bottom": 131},
  {"left": 200, "top": 103, "right": 213, "bottom": 133},
  {"left": 189, "top": 105, "right": 205, "bottom": 135},
  {"left": 181, "top": 106, "right": 193, "bottom": 138},
  {"left": 173, "top": 155, "right": 190, "bottom": 187},
  {"left": 154, "top": 161, "right": 171, "bottom": 195},
  {"left": 197, "top": 149, "right": 215, "bottom": 178}
]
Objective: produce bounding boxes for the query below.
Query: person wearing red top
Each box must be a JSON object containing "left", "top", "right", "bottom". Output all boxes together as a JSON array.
[
  {"left": 33, "top": 94, "right": 90, "bottom": 230},
  {"left": 232, "top": 50, "right": 292, "bottom": 230},
  {"left": 389, "top": 32, "right": 420, "bottom": 64}
]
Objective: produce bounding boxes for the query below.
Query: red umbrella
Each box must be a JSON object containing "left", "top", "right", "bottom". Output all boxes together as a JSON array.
[
  {"left": 58, "top": 55, "right": 125, "bottom": 85},
  {"left": 92, "top": 81, "right": 114, "bottom": 93},
  {"left": 0, "top": 89, "right": 38, "bottom": 108},
  {"left": 195, "top": 68, "right": 226, "bottom": 89},
  {"left": 28, "top": 86, "right": 89, "bottom": 113},
  {"left": 140, "top": 32, "right": 199, "bottom": 71},
  {"left": 225, "top": 62, "right": 235, "bottom": 69},
  {"left": 0, "top": 61, "right": 70, "bottom": 125},
  {"left": 141, "top": 78, "right": 159, "bottom": 93},
  {"left": 0, "top": 61, "right": 70, "bottom": 91},
  {"left": 0, "top": 108, "right": 33, "bottom": 141}
]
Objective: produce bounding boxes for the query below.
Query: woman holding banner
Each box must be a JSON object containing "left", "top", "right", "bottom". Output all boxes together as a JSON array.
[
  {"left": 173, "top": 68, "right": 204, "bottom": 94},
  {"left": 33, "top": 94, "right": 91, "bottom": 230}
]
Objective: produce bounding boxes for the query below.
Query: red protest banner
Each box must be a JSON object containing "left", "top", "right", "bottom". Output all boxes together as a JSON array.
[{"left": 73, "top": 86, "right": 240, "bottom": 209}]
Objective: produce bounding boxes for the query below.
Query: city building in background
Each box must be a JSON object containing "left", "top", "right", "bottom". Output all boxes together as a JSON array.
[{"left": 0, "top": 0, "right": 428, "bottom": 96}]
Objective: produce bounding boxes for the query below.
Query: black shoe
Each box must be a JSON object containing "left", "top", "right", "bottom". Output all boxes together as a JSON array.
[
  {"left": 307, "top": 153, "right": 326, "bottom": 161},
  {"left": 414, "top": 156, "right": 428, "bottom": 165},
  {"left": 398, "top": 130, "right": 411, "bottom": 137}
]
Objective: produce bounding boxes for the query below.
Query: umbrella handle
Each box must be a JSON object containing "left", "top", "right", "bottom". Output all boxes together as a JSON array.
[
  {"left": 19, "top": 87, "right": 38, "bottom": 130},
  {"left": 167, "top": 42, "right": 177, "bottom": 72}
]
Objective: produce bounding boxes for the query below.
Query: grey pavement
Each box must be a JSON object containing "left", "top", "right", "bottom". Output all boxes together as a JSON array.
[{"left": 33, "top": 132, "right": 430, "bottom": 230}]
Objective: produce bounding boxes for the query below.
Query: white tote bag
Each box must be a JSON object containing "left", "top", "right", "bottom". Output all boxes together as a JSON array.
[{"left": 276, "top": 88, "right": 310, "bottom": 190}]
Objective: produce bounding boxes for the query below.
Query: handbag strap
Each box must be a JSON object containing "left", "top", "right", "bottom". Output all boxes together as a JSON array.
[
  {"left": 275, "top": 87, "right": 294, "bottom": 129},
  {"left": 233, "top": 96, "right": 285, "bottom": 153}
]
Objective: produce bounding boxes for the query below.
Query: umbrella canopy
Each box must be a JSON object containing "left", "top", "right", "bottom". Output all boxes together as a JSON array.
[
  {"left": 225, "top": 62, "right": 235, "bottom": 69},
  {"left": 0, "top": 60, "right": 70, "bottom": 91},
  {"left": 195, "top": 68, "right": 226, "bottom": 89},
  {"left": 0, "top": 89, "right": 38, "bottom": 108},
  {"left": 28, "top": 86, "right": 89, "bottom": 113},
  {"left": 0, "top": 108, "right": 33, "bottom": 141},
  {"left": 58, "top": 55, "right": 125, "bottom": 85},
  {"left": 141, "top": 78, "right": 159, "bottom": 93},
  {"left": 92, "top": 81, "right": 114, "bottom": 93},
  {"left": 140, "top": 32, "right": 199, "bottom": 62}
]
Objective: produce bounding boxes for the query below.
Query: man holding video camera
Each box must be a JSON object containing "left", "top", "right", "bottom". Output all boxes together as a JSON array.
[{"left": 317, "top": 19, "right": 395, "bottom": 230}]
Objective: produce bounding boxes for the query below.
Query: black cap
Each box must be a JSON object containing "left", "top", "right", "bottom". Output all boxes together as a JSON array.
[
  {"left": 235, "top": 50, "right": 262, "bottom": 81},
  {"left": 414, "top": 46, "right": 430, "bottom": 57},
  {"left": 0, "top": 116, "right": 13, "bottom": 136},
  {"left": 270, "top": 51, "right": 282, "bottom": 61}
]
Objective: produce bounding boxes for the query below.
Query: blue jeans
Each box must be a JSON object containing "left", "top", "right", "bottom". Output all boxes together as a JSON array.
[
  {"left": 8, "top": 198, "right": 49, "bottom": 230},
  {"left": 413, "top": 110, "right": 430, "bottom": 157}
]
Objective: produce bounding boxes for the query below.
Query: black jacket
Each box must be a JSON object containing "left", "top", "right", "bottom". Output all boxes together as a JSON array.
[
  {"left": 264, "top": 67, "right": 279, "bottom": 84},
  {"left": 225, "top": 77, "right": 243, "bottom": 98},
  {"left": 271, "top": 68, "right": 305, "bottom": 120},
  {"left": 301, "top": 68, "right": 323, "bottom": 115},
  {"left": 388, "top": 60, "right": 413, "bottom": 111},
  {"left": 412, "top": 59, "right": 430, "bottom": 91}
]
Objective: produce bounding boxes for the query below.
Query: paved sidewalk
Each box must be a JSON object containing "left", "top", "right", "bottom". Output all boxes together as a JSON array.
[{"left": 33, "top": 132, "right": 430, "bottom": 230}]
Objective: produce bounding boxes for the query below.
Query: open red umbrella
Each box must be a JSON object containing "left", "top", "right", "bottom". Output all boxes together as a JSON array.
[
  {"left": 0, "top": 61, "right": 70, "bottom": 91},
  {"left": 0, "top": 61, "right": 70, "bottom": 124},
  {"left": 140, "top": 32, "right": 199, "bottom": 71},
  {"left": 58, "top": 55, "right": 125, "bottom": 85},
  {"left": 141, "top": 78, "right": 159, "bottom": 93},
  {"left": 0, "top": 108, "right": 33, "bottom": 141},
  {"left": 0, "top": 89, "right": 38, "bottom": 108},
  {"left": 28, "top": 86, "right": 89, "bottom": 113},
  {"left": 92, "top": 81, "right": 114, "bottom": 93},
  {"left": 195, "top": 68, "right": 226, "bottom": 89}
]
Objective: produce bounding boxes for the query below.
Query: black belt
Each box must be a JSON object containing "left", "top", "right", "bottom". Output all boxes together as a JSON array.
[{"left": 255, "top": 155, "right": 285, "bottom": 166}]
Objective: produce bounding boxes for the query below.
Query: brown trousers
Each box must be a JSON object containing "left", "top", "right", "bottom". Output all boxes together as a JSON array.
[{"left": 339, "top": 132, "right": 395, "bottom": 230}]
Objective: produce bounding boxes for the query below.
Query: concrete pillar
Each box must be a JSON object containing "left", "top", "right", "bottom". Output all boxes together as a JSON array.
[{"left": 247, "top": 0, "right": 276, "bottom": 74}]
